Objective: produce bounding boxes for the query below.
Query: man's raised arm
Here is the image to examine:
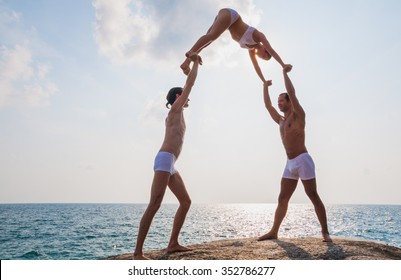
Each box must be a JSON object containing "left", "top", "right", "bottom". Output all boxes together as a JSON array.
[
  {"left": 283, "top": 67, "right": 305, "bottom": 117},
  {"left": 263, "top": 80, "right": 281, "bottom": 124}
]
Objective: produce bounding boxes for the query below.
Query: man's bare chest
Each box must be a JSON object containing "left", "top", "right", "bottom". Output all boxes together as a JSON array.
[{"left": 279, "top": 116, "right": 302, "bottom": 137}]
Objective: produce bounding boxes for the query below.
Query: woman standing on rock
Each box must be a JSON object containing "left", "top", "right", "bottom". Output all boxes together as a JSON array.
[{"left": 133, "top": 54, "right": 201, "bottom": 260}]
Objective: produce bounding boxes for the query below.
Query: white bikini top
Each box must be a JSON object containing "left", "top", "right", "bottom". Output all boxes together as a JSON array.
[{"left": 238, "top": 27, "right": 258, "bottom": 49}]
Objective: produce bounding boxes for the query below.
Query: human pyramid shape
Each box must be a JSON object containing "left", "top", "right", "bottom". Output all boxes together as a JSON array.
[{"left": 134, "top": 8, "right": 331, "bottom": 260}]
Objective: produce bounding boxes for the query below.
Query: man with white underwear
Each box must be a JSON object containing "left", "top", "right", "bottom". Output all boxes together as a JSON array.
[
  {"left": 258, "top": 66, "right": 332, "bottom": 242},
  {"left": 134, "top": 53, "right": 201, "bottom": 260}
]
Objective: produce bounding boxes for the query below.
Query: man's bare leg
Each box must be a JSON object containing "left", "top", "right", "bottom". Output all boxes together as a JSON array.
[
  {"left": 133, "top": 172, "right": 170, "bottom": 260},
  {"left": 165, "top": 172, "right": 192, "bottom": 253},
  {"left": 258, "top": 178, "right": 298, "bottom": 241},
  {"left": 302, "top": 178, "right": 332, "bottom": 242}
]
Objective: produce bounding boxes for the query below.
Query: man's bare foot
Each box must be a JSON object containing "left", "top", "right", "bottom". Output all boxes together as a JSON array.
[
  {"left": 322, "top": 232, "right": 332, "bottom": 242},
  {"left": 257, "top": 232, "right": 278, "bottom": 241},
  {"left": 133, "top": 253, "right": 150, "bottom": 260},
  {"left": 166, "top": 244, "right": 193, "bottom": 253}
]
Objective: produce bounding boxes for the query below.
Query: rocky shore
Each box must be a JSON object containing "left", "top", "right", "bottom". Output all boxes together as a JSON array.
[{"left": 105, "top": 237, "right": 401, "bottom": 260}]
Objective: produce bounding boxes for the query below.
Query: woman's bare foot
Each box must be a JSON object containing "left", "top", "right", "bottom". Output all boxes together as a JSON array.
[
  {"left": 257, "top": 231, "right": 278, "bottom": 241},
  {"left": 166, "top": 244, "right": 193, "bottom": 253},
  {"left": 322, "top": 232, "right": 332, "bottom": 242},
  {"left": 180, "top": 58, "right": 191, "bottom": 75},
  {"left": 133, "top": 253, "right": 150, "bottom": 260}
]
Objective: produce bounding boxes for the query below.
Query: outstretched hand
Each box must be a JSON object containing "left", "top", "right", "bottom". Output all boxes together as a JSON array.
[
  {"left": 188, "top": 52, "right": 203, "bottom": 65},
  {"left": 264, "top": 80, "right": 272, "bottom": 87},
  {"left": 283, "top": 64, "right": 293, "bottom": 73}
]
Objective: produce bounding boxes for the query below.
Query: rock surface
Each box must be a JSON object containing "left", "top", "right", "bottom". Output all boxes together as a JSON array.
[{"left": 105, "top": 237, "right": 401, "bottom": 260}]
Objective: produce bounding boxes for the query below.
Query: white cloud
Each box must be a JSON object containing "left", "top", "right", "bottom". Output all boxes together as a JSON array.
[
  {"left": 139, "top": 91, "right": 167, "bottom": 125},
  {"left": 0, "top": 44, "right": 32, "bottom": 81},
  {"left": 0, "top": 6, "right": 58, "bottom": 107},
  {"left": 92, "top": 0, "right": 261, "bottom": 66},
  {"left": 93, "top": 0, "right": 160, "bottom": 64},
  {"left": 0, "top": 6, "right": 23, "bottom": 41},
  {"left": 0, "top": 45, "right": 58, "bottom": 107}
]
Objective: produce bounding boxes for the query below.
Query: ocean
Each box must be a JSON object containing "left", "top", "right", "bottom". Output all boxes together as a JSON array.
[{"left": 0, "top": 203, "right": 400, "bottom": 260}]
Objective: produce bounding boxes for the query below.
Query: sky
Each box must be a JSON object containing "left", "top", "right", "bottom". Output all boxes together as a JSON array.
[{"left": 1, "top": 0, "right": 400, "bottom": 205}]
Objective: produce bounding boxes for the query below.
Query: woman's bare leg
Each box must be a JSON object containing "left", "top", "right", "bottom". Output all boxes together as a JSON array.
[
  {"left": 133, "top": 171, "right": 170, "bottom": 259},
  {"left": 181, "top": 9, "right": 232, "bottom": 74},
  {"left": 166, "top": 172, "right": 192, "bottom": 253}
]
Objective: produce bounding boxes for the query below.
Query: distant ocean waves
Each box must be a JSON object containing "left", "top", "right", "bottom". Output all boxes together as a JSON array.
[{"left": 0, "top": 204, "right": 400, "bottom": 260}]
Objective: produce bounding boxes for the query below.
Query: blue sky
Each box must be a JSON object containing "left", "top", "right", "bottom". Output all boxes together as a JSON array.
[{"left": 1, "top": 0, "right": 400, "bottom": 204}]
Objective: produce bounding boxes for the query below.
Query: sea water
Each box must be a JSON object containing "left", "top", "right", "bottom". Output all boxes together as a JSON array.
[{"left": 0, "top": 203, "right": 400, "bottom": 260}]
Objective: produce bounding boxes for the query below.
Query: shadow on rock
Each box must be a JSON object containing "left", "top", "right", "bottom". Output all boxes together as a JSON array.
[
  {"left": 321, "top": 241, "right": 346, "bottom": 260},
  {"left": 272, "top": 239, "right": 313, "bottom": 260}
]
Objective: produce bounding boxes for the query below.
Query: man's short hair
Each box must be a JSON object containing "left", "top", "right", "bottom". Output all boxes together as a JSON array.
[
  {"left": 166, "top": 87, "right": 183, "bottom": 108},
  {"left": 280, "top": 92, "right": 290, "bottom": 102}
]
